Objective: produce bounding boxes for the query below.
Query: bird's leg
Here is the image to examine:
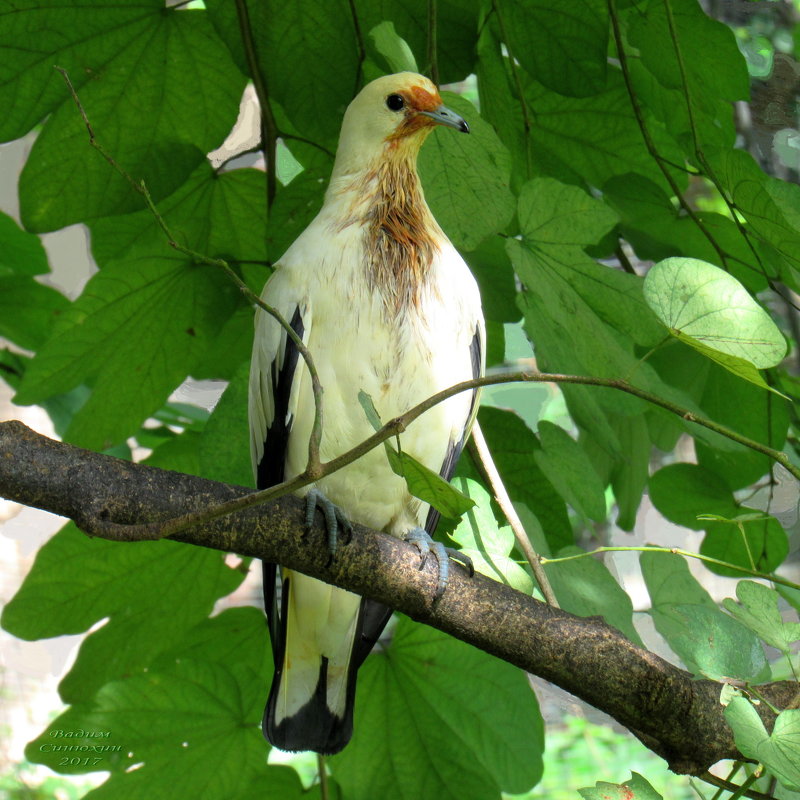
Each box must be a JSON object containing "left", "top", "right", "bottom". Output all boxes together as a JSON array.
[
  {"left": 403, "top": 527, "right": 475, "bottom": 600},
  {"left": 304, "top": 488, "right": 354, "bottom": 560}
]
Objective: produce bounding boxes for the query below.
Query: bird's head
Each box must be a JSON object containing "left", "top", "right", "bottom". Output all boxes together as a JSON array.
[{"left": 332, "top": 72, "right": 469, "bottom": 178}]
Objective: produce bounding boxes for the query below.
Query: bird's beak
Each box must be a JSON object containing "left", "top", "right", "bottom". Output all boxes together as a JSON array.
[{"left": 419, "top": 104, "right": 470, "bottom": 134}]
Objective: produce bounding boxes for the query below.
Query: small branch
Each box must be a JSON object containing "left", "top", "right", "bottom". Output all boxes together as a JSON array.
[
  {"left": 346, "top": 0, "right": 366, "bottom": 91},
  {"left": 468, "top": 422, "right": 559, "bottom": 607},
  {"left": 233, "top": 0, "right": 278, "bottom": 208},
  {"left": 700, "top": 769, "right": 768, "bottom": 800}
]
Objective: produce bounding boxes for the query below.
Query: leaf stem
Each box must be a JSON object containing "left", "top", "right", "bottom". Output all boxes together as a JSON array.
[
  {"left": 540, "top": 545, "right": 800, "bottom": 591},
  {"left": 427, "top": 0, "right": 439, "bottom": 85}
]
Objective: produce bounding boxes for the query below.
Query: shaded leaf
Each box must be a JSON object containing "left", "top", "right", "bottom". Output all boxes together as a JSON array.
[{"left": 333, "top": 617, "right": 544, "bottom": 800}]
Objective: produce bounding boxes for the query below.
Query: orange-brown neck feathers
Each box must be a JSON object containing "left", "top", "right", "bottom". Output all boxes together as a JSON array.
[{"left": 359, "top": 151, "right": 438, "bottom": 317}]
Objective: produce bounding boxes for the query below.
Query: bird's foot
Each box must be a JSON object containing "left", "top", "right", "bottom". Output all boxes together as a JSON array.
[
  {"left": 403, "top": 527, "right": 474, "bottom": 600},
  {"left": 304, "top": 488, "right": 353, "bottom": 559}
]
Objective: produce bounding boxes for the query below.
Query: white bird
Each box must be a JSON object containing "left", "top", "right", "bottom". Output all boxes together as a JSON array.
[{"left": 249, "top": 72, "right": 485, "bottom": 754}]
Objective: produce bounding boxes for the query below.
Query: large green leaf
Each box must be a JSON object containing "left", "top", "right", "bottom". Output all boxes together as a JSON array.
[
  {"left": 644, "top": 257, "right": 786, "bottom": 372},
  {"left": 648, "top": 463, "right": 737, "bottom": 530},
  {"left": 534, "top": 422, "right": 607, "bottom": 522},
  {"left": 419, "top": 93, "right": 515, "bottom": 250},
  {"left": 627, "top": 0, "right": 748, "bottom": 103},
  {"left": 0, "top": 523, "right": 242, "bottom": 702},
  {"left": 14, "top": 3, "right": 246, "bottom": 230},
  {"left": 725, "top": 699, "right": 800, "bottom": 791},
  {"left": 27, "top": 659, "right": 274, "bottom": 799},
  {"left": 650, "top": 604, "right": 769, "bottom": 682},
  {"left": 90, "top": 164, "right": 268, "bottom": 269},
  {"left": 498, "top": 0, "right": 608, "bottom": 97},
  {"left": 544, "top": 546, "right": 643, "bottom": 647},
  {"left": 14, "top": 254, "right": 240, "bottom": 450},
  {"left": 332, "top": 617, "right": 544, "bottom": 799}
]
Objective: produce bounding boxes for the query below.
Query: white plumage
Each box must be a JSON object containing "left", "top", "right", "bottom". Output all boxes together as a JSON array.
[{"left": 249, "top": 72, "right": 485, "bottom": 754}]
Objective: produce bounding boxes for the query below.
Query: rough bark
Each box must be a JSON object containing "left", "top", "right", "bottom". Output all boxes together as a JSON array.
[{"left": 0, "top": 420, "right": 793, "bottom": 775}]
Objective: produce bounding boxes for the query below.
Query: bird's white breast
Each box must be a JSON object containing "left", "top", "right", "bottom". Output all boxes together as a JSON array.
[{"left": 275, "top": 213, "right": 482, "bottom": 536}]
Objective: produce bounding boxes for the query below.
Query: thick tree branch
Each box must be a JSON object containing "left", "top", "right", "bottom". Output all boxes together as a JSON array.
[{"left": 0, "top": 420, "right": 794, "bottom": 776}]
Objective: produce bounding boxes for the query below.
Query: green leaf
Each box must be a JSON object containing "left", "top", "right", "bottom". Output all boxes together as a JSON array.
[
  {"left": 368, "top": 21, "right": 418, "bottom": 73},
  {"left": 725, "top": 698, "right": 800, "bottom": 791},
  {"left": 580, "top": 772, "right": 663, "bottom": 800},
  {"left": 0, "top": 276, "right": 70, "bottom": 350},
  {"left": 451, "top": 478, "right": 533, "bottom": 594},
  {"left": 90, "top": 164, "right": 268, "bottom": 268},
  {"left": 544, "top": 546, "right": 643, "bottom": 647},
  {"left": 359, "top": 390, "right": 476, "bottom": 518},
  {"left": 695, "top": 362, "right": 789, "bottom": 489},
  {"left": 700, "top": 512, "right": 788, "bottom": 577},
  {"left": 17, "top": 6, "right": 246, "bottom": 230},
  {"left": 534, "top": 421, "right": 607, "bottom": 522},
  {"left": 644, "top": 257, "right": 786, "bottom": 370},
  {"left": 475, "top": 407, "right": 573, "bottom": 552},
  {"left": 386, "top": 446, "right": 475, "bottom": 518},
  {"left": 498, "top": 0, "right": 608, "bottom": 97},
  {"left": 628, "top": 0, "right": 748, "bottom": 103},
  {"left": 519, "top": 178, "right": 619, "bottom": 248},
  {"left": 0, "top": 211, "right": 49, "bottom": 276},
  {"left": 523, "top": 71, "right": 686, "bottom": 192},
  {"left": 418, "top": 93, "right": 515, "bottom": 250},
  {"left": 0, "top": 523, "right": 242, "bottom": 703},
  {"left": 640, "top": 551, "right": 717, "bottom": 612},
  {"left": 649, "top": 463, "right": 737, "bottom": 530},
  {"left": 28, "top": 659, "right": 274, "bottom": 798},
  {"left": 207, "top": 0, "right": 359, "bottom": 147},
  {"left": 723, "top": 581, "right": 800, "bottom": 655},
  {"left": 333, "top": 617, "right": 544, "bottom": 799},
  {"left": 14, "top": 256, "right": 240, "bottom": 450},
  {"left": 704, "top": 148, "right": 800, "bottom": 282},
  {"left": 198, "top": 362, "right": 253, "bottom": 487},
  {"left": 650, "top": 603, "right": 769, "bottom": 682}
]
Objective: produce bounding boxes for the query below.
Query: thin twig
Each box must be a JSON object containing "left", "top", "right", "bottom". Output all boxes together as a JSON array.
[
  {"left": 87, "top": 368, "right": 800, "bottom": 543},
  {"left": 427, "top": 0, "right": 439, "bottom": 85},
  {"left": 233, "top": 0, "right": 278, "bottom": 209},
  {"left": 347, "top": 0, "right": 366, "bottom": 92},
  {"left": 468, "top": 423, "right": 559, "bottom": 607},
  {"left": 317, "top": 754, "right": 329, "bottom": 800},
  {"left": 55, "top": 66, "right": 325, "bottom": 476},
  {"left": 541, "top": 546, "right": 800, "bottom": 591}
]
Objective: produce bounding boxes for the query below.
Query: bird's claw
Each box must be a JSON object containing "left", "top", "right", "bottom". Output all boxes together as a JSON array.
[
  {"left": 403, "top": 527, "right": 473, "bottom": 600},
  {"left": 304, "top": 489, "right": 353, "bottom": 559}
]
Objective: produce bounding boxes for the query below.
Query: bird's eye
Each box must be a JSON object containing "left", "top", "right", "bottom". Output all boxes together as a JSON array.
[{"left": 386, "top": 94, "right": 405, "bottom": 112}]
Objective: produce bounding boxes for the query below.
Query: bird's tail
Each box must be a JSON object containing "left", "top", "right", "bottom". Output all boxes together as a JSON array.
[{"left": 263, "top": 567, "right": 389, "bottom": 754}]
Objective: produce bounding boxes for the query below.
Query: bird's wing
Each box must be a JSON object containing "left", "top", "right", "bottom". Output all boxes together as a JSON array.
[
  {"left": 248, "top": 270, "right": 309, "bottom": 651},
  {"left": 423, "top": 321, "right": 485, "bottom": 535}
]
